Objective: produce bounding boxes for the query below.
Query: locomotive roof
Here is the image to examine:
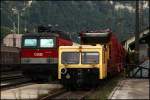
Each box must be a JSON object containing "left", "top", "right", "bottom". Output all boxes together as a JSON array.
[
  {"left": 22, "top": 32, "right": 71, "bottom": 40},
  {"left": 79, "top": 29, "right": 113, "bottom": 44},
  {"left": 79, "top": 29, "right": 112, "bottom": 35},
  {"left": 22, "top": 33, "right": 57, "bottom": 37}
]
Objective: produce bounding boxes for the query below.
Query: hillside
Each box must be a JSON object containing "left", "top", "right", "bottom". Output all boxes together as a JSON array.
[{"left": 0, "top": 1, "right": 149, "bottom": 42}]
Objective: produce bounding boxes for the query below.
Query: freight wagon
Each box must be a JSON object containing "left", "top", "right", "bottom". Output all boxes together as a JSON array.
[{"left": 1, "top": 46, "right": 20, "bottom": 71}]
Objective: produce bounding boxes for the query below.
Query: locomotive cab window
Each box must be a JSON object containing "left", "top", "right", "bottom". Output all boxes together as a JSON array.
[
  {"left": 40, "top": 38, "right": 55, "bottom": 48},
  {"left": 23, "top": 39, "right": 37, "bottom": 47},
  {"left": 61, "top": 52, "right": 80, "bottom": 64},
  {"left": 81, "top": 52, "right": 99, "bottom": 64}
]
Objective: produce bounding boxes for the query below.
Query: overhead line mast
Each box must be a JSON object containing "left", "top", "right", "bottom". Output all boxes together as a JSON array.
[{"left": 135, "top": 0, "right": 140, "bottom": 64}]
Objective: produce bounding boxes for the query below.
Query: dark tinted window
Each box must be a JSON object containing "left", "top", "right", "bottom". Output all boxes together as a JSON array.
[
  {"left": 61, "top": 52, "right": 80, "bottom": 64},
  {"left": 81, "top": 52, "right": 99, "bottom": 64}
]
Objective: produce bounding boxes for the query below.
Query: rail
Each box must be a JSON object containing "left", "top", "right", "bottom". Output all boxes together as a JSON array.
[
  {"left": 1, "top": 71, "right": 31, "bottom": 90},
  {"left": 40, "top": 89, "right": 94, "bottom": 100}
]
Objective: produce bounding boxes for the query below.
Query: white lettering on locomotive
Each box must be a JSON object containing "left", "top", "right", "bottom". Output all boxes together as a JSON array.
[{"left": 34, "top": 53, "right": 43, "bottom": 56}]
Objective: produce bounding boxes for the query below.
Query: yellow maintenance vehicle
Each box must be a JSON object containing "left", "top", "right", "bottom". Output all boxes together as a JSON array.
[{"left": 58, "top": 44, "right": 109, "bottom": 89}]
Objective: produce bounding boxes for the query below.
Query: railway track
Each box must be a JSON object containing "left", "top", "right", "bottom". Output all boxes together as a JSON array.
[
  {"left": 1, "top": 71, "right": 24, "bottom": 81},
  {"left": 40, "top": 89, "right": 94, "bottom": 100},
  {"left": 1, "top": 71, "right": 32, "bottom": 90}
]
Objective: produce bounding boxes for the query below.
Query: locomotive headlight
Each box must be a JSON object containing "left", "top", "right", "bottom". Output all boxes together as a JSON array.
[
  {"left": 66, "top": 73, "right": 70, "bottom": 79},
  {"left": 61, "top": 68, "right": 67, "bottom": 75}
]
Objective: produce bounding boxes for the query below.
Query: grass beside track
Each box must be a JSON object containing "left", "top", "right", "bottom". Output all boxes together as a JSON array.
[{"left": 87, "top": 72, "right": 124, "bottom": 100}]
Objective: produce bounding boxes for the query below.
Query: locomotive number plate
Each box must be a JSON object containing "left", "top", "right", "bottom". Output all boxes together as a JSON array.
[{"left": 34, "top": 53, "right": 43, "bottom": 56}]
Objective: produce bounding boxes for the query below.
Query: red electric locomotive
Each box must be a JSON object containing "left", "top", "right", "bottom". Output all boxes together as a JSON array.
[{"left": 21, "top": 26, "right": 73, "bottom": 81}]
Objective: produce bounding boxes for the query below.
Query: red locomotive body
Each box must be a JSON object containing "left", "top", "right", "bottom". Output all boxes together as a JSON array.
[
  {"left": 21, "top": 31, "right": 73, "bottom": 81},
  {"left": 107, "top": 34, "right": 124, "bottom": 74}
]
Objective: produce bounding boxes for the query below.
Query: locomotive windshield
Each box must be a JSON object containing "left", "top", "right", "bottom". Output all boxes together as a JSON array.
[
  {"left": 22, "top": 37, "right": 56, "bottom": 48},
  {"left": 61, "top": 52, "right": 80, "bottom": 64},
  {"left": 61, "top": 52, "right": 99, "bottom": 64},
  {"left": 40, "top": 39, "right": 54, "bottom": 48},
  {"left": 24, "top": 39, "right": 37, "bottom": 47},
  {"left": 81, "top": 52, "right": 99, "bottom": 64}
]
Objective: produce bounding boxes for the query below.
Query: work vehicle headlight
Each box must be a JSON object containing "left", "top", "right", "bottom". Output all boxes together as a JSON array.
[{"left": 61, "top": 68, "right": 67, "bottom": 75}]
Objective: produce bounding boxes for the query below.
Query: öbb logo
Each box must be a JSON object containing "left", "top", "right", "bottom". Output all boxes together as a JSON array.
[{"left": 34, "top": 53, "right": 43, "bottom": 56}]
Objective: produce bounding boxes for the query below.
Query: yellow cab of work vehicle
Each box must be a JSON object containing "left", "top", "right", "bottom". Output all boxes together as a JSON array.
[{"left": 58, "top": 44, "right": 108, "bottom": 88}]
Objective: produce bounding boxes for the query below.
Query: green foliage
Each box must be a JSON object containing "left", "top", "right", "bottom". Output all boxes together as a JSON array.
[
  {"left": 0, "top": 1, "right": 149, "bottom": 42},
  {"left": 0, "top": 26, "right": 11, "bottom": 39}
]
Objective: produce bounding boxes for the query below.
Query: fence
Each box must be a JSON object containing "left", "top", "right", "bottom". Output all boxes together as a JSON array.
[{"left": 125, "top": 63, "right": 149, "bottom": 78}]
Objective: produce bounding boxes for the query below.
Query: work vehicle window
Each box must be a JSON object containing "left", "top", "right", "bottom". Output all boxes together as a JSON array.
[
  {"left": 61, "top": 52, "right": 80, "bottom": 64},
  {"left": 40, "top": 39, "right": 55, "bottom": 48},
  {"left": 24, "top": 39, "right": 37, "bottom": 47},
  {"left": 81, "top": 52, "right": 99, "bottom": 64}
]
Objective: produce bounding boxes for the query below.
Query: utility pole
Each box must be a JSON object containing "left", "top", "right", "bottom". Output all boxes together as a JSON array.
[
  {"left": 17, "top": 11, "right": 20, "bottom": 34},
  {"left": 135, "top": 0, "right": 140, "bottom": 64},
  {"left": 139, "top": 1, "right": 144, "bottom": 32},
  {"left": 118, "top": 10, "right": 123, "bottom": 41},
  {"left": 24, "top": 21, "right": 27, "bottom": 32},
  {"left": 24, "top": 1, "right": 27, "bottom": 33},
  {"left": 13, "top": 22, "right": 16, "bottom": 47}
]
